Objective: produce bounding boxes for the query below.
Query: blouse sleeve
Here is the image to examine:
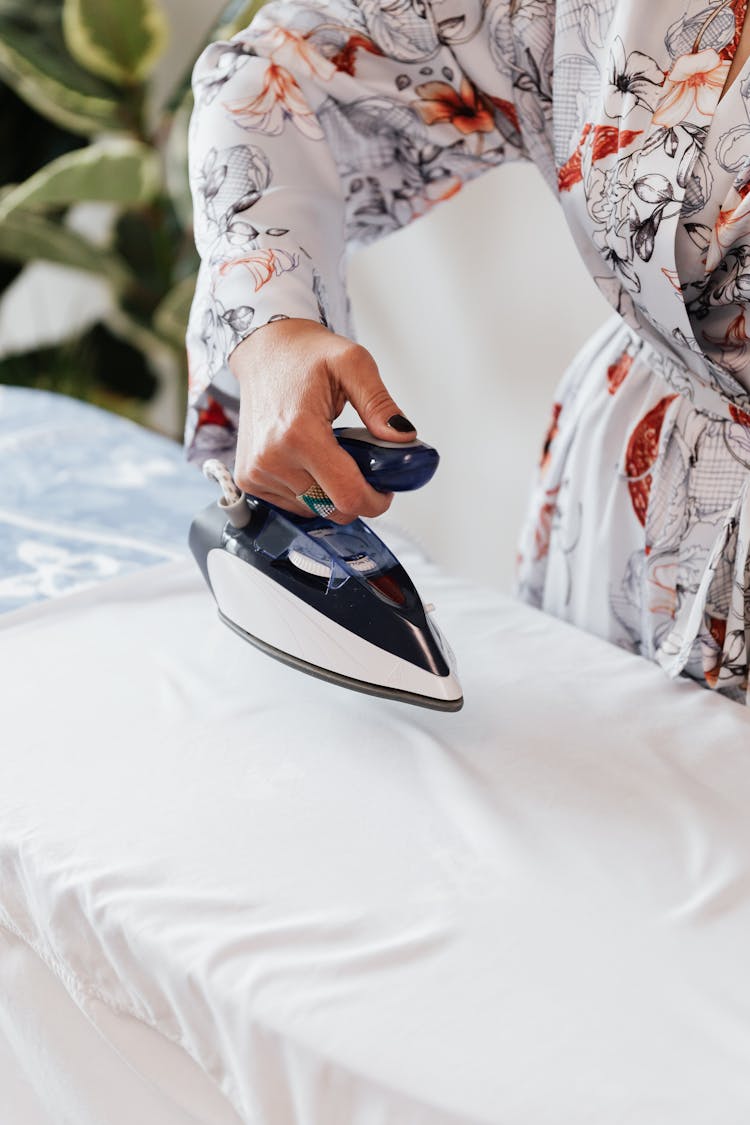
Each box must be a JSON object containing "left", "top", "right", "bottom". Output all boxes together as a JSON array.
[{"left": 184, "top": 0, "right": 531, "bottom": 463}]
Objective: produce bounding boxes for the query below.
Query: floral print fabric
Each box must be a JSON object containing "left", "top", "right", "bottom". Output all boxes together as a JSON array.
[{"left": 186, "top": 0, "right": 750, "bottom": 705}]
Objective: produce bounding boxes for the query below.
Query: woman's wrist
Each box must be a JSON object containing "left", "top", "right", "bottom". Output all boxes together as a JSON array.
[{"left": 229, "top": 317, "right": 327, "bottom": 385}]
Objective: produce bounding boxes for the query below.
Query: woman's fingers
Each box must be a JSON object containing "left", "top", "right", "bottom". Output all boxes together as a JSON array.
[
  {"left": 236, "top": 437, "right": 394, "bottom": 523},
  {"left": 238, "top": 466, "right": 316, "bottom": 517},
  {"left": 329, "top": 342, "right": 417, "bottom": 443},
  {"left": 248, "top": 455, "right": 394, "bottom": 525},
  {"left": 258, "top": 490, "right": 320, "bottom": 518},
  {"left": 230, "top": 319, "right": 409, "bottom": 523},
  {"left": 300, "top": 427, "right": 394, "bottom": 522}
]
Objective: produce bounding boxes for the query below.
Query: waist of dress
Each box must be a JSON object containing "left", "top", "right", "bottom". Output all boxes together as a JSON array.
[{"left": 626, "top": 321, "right": 750, "bottom": 429}]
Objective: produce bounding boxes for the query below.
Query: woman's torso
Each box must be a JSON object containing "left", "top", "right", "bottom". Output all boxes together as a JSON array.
[{"left": 513, "top": 0, "right": 750, "bottom": 702}]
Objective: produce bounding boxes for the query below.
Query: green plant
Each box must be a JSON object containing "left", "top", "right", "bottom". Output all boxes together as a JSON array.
[{"left": 0, "top": 0, "right": 264, "bottom": 432}]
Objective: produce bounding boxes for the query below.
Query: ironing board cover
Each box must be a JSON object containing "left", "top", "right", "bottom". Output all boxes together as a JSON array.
[
  {"left": 3, "top": 549, "right": 750, "bottom": 1124},
  {"left": 0, "top": 386, "right": 214, "bottom": 614}
]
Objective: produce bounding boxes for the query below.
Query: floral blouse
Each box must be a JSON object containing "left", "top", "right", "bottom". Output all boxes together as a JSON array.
[{"left": 186, "top": 0, "right": 750, "bottom": 705}]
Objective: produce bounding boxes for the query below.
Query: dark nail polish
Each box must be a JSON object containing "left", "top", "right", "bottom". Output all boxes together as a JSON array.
[{"left": 387, "top": 413, "right": 416, "bottom": 433}]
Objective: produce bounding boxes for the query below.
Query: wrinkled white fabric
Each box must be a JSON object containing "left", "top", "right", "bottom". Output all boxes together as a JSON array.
[
  {"left": 0, "top": 925, "right": 241, "bottom": 1125},
  {"left": 3, "top": 520, "right": 750, "bottom": 1123}
]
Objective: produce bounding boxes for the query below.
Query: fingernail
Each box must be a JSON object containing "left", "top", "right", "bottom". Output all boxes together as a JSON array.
[{"left": 387, "top": 413, "right": 416, "bottom": 433}]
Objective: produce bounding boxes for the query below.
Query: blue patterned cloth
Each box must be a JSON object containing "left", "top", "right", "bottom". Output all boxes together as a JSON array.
[{"left": 0, "top": 386, "right": 215, "bottom": 614}]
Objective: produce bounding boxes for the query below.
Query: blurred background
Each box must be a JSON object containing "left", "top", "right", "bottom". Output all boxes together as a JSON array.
[{"left": 0, "top": 0, "right": 610, "bottom": 590}]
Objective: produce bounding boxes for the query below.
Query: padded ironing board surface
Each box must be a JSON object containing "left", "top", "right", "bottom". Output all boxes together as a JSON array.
[
  {"left": 0, "top": 384, "right": 214, "bottom": 614},
  {"left": 3, "top": 534, "right": 750, "bottom": 1124}
]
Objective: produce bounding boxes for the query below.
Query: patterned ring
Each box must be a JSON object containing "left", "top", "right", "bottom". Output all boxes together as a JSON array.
[{"left": 296, "top": 484, "right": 336, "bottom": 517}]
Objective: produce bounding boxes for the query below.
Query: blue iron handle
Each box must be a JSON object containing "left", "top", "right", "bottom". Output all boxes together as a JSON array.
[{"left": 333, "top": 426, "right": 439, "bottom": 493}]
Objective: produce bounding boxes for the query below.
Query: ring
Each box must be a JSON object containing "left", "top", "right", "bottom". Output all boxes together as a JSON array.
[{"left": 296, "top": 484, "right": 336, "bottom": 517}]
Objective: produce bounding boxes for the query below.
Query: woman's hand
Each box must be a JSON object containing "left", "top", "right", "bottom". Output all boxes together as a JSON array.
[{"left": 229, "top": 318, "right": 417, "bottom": 524}]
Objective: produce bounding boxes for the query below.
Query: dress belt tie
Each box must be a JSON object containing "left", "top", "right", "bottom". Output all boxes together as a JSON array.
[{"left": 633, "top": 327, "right": 749, "bottom": 426}]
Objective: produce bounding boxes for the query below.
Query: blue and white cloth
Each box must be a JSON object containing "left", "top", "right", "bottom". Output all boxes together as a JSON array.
[{"left": 0, "top": 387, "right": 215, "bottom": 614}]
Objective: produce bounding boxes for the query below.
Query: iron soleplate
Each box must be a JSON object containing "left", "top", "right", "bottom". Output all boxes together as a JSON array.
[{"left": 218, "top": 610, "right": 464, "bottom": 712}]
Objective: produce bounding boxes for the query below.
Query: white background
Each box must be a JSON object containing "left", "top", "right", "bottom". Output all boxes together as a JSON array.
[{"left": 346, "top": 168, "right": 611, "bottom": 589}]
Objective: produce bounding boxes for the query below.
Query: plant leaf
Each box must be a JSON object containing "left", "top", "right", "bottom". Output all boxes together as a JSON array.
[
  {"left": 105, "top": 304, "right": 172, "bottom": 359},
  {"left": 62, "top": 0, "right": 168, "bottom": 85},
  {"left": 153, "top": 272, "right": 197, "bottom": 347},
  {"left": 213, "top": 0, "right": 269, "bottom": 40},
  {"left": 0, "top": 207, "right": 133, "bottom": 288},
  {"left": 0, "top": 139, "right": 162, "bottom": 219},
  {"left": 0, "top": 18, "right": 123, "bottom": 134}
]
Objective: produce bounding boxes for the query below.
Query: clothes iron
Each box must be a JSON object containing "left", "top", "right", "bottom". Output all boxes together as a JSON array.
[{"left": 189, "top": 426, "right": 463, "bottom": 711}]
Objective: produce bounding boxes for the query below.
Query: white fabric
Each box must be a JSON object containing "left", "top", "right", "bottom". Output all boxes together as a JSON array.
[
  {"left": 3, "top": 521, "right": 750, "bottom": 1123},
  {"left": 0, "top": 925, "right": 241, "bottom": 1125}
]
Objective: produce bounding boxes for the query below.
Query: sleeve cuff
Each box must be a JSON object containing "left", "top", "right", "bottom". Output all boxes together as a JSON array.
[{"left": 184, "top": 242, "right": 351, "bottom": 464}]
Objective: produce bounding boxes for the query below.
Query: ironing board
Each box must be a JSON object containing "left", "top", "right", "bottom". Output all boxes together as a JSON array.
[
  {"left": 4, "top": 540, "right": 750, "bottom": 1122},
  {"left": 4, "top": 387, "right": 750, "bottom": 1123},
  {"left": 0, "top": 385, "right": 214, "bottom": 614}
]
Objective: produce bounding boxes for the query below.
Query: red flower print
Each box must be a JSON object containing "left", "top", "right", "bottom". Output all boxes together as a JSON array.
[
  {"left": 414, "top": 77, "right": 495, "bottom": 135},
  {"left": 558, "top": 123, "right": 642, "bottom": 193},
  {"left": 606, "top": 349, "right": 633, "bottom": 394},
  {"left": 329, "top": 34, "right": 383, "bottom": 75},
  {"left": 254, "top": 26, "right": 336, "bottom": 81},
  {"left": 704, "top": 615, "right": 727, "bottom": 687},
  {"left": 728, "top": 1, "right": 750, "bottom": 59},
  {"left": 705, "top": 182, "right": 750, "bottom": 271},
  {"left": 227, "top": 26, "right": 339, "bottom": 138},
  {"left": 218, "top": 247, "right": 299, "bottom": 289},
  {"left": 647, "top": 559, "right": 678, "bottom": 617},
  {"left": 730, "top": 404, "right": 750, "bottom": 427},
  {"left": 703, "top": 310, "right": 750, "bottom": 374},
  {"left": 486, "top": 94, "right": 520, "bottom": 132},
  {"left": 652, "top": 49, "right": 730, "bottom": 127},
  {"left": 540, "top": 402, "right": 562, "bottom": 473},
  {"left": 226, "top": 63, "right": 323, "bottom": 139},
  {"left": 410, "top": 175, "right": 463, "bottom": 217},
  {"left": 198, "top": 397, "right": 233, "bottom": 429},
  {"left": 534, "top": 485, "right": 560, "bottom": 561},
  {"left": 661, "top": 266, "right": 682, "bottom": 291},
  {"left": 624, "top": 395, "right": 677, "bottom": 526}
]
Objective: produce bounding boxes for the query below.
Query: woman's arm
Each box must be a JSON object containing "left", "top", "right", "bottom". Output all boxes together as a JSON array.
[{"left": 185, "top": 0, "right": 530, "bottom": 514}]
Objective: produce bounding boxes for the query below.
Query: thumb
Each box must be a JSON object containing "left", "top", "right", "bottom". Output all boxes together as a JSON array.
[{"left": 338, "top": 346, "right": 417, "bottom": 441}]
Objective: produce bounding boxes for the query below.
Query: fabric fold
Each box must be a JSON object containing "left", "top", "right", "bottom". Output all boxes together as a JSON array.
[{"left": 656, "top": 475, "right": 750, "bottom": 702}]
